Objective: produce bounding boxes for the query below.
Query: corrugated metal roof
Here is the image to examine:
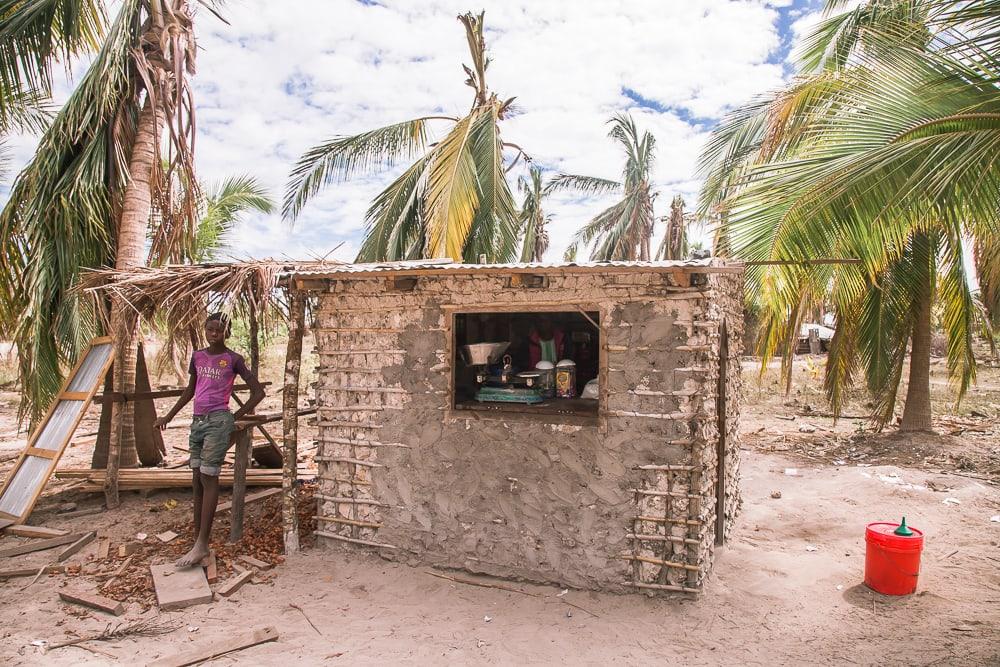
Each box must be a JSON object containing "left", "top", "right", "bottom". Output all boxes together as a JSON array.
[{"left": 284, "top": 257, "right": 741, "bottom": 281}]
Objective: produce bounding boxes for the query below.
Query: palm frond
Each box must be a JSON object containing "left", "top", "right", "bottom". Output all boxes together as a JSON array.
[
  {"left": 294, "top": 11, "right": 522, "bottom": 264},
  {"left": 974, "top": 225, "right": 1000, "bottom": 329},
  {"left": 193, "top": 175, "right": 274, "bottom": 262},
  {"left": 796, "top": 0, "right": 930, "bottom": 73},
  {"left": 0, "top": 0, "right": 141, "bottom": 423},
  {"left": 463, "top": 101, "right": 519, "bottom": 262},
  {"left": 937, "top": 230, "right": 987, "bottom": 404},
  {"left": 424, "top": 111, "right": 479, "bottom": 259},
  {"left": 356, "top": 155, "right": 429, "bottom": 262},
  {"left": 546, "top": 173, "right": 621, "bottom": 196},
  {"left": 0, "top": 83, "right": 52, "bottom": 133},
  {"left": 284, "top": 116, "right": 446, "bottom": 221},
  {"left": 0, "top": 0, "right": 106, "bottom": 98}
]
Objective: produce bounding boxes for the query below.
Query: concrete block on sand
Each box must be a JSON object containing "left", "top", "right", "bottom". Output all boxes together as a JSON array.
[{"left": 151, "top": 563, "right": 213, "bottom": 611}]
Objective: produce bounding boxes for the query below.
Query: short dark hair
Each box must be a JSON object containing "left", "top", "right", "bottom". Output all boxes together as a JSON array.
[{"left": 206, "top": 312, "right": 232, "bottom": 335}]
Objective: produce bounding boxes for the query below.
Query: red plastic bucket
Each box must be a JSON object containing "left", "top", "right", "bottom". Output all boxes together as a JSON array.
[{"left": 864, "top": 522, "right": 924, "bottom": 595}]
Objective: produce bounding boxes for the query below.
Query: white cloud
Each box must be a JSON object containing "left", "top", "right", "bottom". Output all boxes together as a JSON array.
[{"left": 3, "top": 0, "right": 810, "bottom": 262}]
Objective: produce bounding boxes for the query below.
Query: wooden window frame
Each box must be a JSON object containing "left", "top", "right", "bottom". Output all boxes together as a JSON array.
[{"left": 443, "top": 303, "right": 605, "bottom": 427}]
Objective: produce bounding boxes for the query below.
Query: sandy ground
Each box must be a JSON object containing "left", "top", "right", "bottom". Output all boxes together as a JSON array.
[{"left": 0, "top": 350, "right": 998, "bottom": 665}]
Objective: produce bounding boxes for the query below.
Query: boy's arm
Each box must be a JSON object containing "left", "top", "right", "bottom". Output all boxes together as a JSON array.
[
  {"left": 154, "top": 363, "right": 197, "bottom": 430},
  {"left": 233, "top": 357, "right": 265, "bottom": 420}
]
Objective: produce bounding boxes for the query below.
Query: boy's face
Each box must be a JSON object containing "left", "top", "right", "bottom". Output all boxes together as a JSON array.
[{"left": 205, "top": 320, "right": 228, "bottom": 345}]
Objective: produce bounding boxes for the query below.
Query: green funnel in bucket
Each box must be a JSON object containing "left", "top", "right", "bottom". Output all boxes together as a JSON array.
[{"left": 894, "top": 516, "right": 914, "bottom": 537}]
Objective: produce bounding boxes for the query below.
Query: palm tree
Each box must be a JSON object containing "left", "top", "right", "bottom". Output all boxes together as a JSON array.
[
  {"left": 552, "top": 113, "right": 656, "bottom": 261},
  {"left": 698, "top": 0, "right": 1000, "bottom": 431},
  {"left": 517, "top": 165, "right": 550, "bottom": 263},
  {"left": 656, "top": 195, "right": 688, "bottom": 261},
  {"left": 155, "top": 174, "right": 274, "bottom": 264},
  {"left": 0, "top": 0, "right": 206, "bottom": 502},
  {"left": 284, "top": 12, "right": 521, "bottom": 263}
]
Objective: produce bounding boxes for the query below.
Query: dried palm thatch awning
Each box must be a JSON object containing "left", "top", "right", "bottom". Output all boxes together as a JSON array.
[{"left": 78, "top": 260, "right": 343, "bottom": 371}]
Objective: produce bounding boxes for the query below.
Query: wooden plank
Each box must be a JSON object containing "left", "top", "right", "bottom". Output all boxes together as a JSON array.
[
  {"left": 3, "top": 525, "right": 69, "bottom": 539},
  {"left": 92, "top": 382, "right": 272, "bottom": 404},
  {"left": 0, "top": 564, "right": 64, "bottom": 579},
  {"left": 118, "top": 543, "right": 140, "bottom": 557},
  {"left": 147, "top": 626, "right": 279, "bottom": 667},
  {"left": 59, "top": 590, "right": 124, "bottom": 616},
  {"left": 54, "top": 469, "right": 308, "bottom": 490},
  {"left": 150, "top": 563, "right": 213, "bottom": 611},
  {"left": 216, "top": 488, "right": 281, "bottom": 514},
  {"left": 237, "top": 555, "right": 271, "bottom": 570},
  {"left": 0, "top": 533, "right": 82, "bottom": 558},
  {"left": 217, "top": 569, "right": 255, "bottom": 597},
  {"left": 201, "top": 551, "right": 217, "bottom": 583},
  {"left": 24, "top": 447, "right": 58, "bottom": 459},
  {"left": 59, "top": 391, "right": 91, "bottom": 401},
  {"left": 57, "top": 531, "right": 96, "bottom": 562},
  {"left": 97, "top": 537, "right": 110, "bottom": 559}
]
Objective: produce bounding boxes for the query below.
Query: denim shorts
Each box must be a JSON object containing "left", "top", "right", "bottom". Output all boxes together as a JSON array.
[{"left": 189, "top": 410, "right": 235, "bottom": 476}]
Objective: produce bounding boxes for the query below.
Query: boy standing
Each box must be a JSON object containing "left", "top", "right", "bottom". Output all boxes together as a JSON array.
[{"left": 155, "top": 313, "right": 265, "bottom": 568}]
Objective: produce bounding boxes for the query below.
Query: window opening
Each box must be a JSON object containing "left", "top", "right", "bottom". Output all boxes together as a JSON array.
[{"left": 453, "top": 310, "right": 600, "bottom": 419}]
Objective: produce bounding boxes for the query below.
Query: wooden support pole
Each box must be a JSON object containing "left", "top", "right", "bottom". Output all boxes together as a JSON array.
[
  {"left": 282, "top": 291, "right": 305, "bottom": 553},
  {"left": 228, "top": 428, "right": 251, "bottom": 542},
  {"left": 248, "top": 299, "right": 260, "bottom": 374}
]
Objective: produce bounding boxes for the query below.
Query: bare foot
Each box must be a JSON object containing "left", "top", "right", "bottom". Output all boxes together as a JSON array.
[{"left": 176, "top": 543, "right": 210, "bottom": 569}]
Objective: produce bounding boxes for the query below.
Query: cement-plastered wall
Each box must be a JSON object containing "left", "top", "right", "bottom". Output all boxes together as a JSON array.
[{"left": 308, "top": 266, "right": 742, "bottom": 593}]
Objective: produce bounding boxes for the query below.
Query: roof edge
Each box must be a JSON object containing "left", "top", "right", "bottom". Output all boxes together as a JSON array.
[{"left": 283, "top": 258, "right": 744, "bottom": 283}]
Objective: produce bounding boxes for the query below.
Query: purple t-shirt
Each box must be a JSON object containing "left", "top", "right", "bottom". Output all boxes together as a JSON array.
[{"left": 188, "top": 349, "right": 251, "bottom": 415}]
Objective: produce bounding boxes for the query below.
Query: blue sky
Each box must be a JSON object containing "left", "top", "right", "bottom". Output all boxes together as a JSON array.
[{"left": 3, "top": 0, "right": 827, "bottom": 262}]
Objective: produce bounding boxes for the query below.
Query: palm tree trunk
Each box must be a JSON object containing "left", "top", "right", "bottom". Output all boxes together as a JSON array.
[
  {"left": 899, "top": 269, "right": 933, "bottom": 432},
  {"left": 105, "top": 96, "right": 161, "bottom": 507}
]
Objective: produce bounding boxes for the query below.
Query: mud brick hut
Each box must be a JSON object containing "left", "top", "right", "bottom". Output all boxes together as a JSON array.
[{"left": 287, "top": 258, "right": 744, "bottom": 594}]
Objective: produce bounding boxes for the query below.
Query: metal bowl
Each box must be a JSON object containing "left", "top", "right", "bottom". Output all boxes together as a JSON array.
[{"left": 461, "top": 342, "right": 510, "bottom": 366}]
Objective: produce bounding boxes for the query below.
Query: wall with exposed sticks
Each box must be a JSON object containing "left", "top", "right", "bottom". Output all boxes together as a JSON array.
[{"left": 303, "top": 264, "right": 743, "bottom": 593}]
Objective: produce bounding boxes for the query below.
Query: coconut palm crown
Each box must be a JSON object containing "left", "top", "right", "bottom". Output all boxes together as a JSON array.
[
  {"left": 697, "top": 0, "right": 1000, "bottom": 431},
  {"left": 552, "top": 113, "right": 657, "bottom": 261},
  {"left": 284, "top": 12, "right": 522, "bottom": 264},
  {"left": 517, "top": 165, "right": 550, "bottom": 263}
]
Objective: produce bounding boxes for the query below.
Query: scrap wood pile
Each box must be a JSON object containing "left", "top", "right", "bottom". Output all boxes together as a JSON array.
[
  {"left": 100, "top": 483, "right": 317, "bottom": 608},
  {"left": 0, "top": 483, "right": 316, "bottom": 610}
]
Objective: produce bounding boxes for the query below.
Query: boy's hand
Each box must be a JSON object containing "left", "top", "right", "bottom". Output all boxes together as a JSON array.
[{"left": 153, "top": 416, "right": 171, "bottom": 430}]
